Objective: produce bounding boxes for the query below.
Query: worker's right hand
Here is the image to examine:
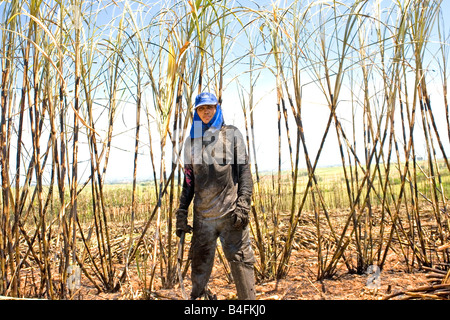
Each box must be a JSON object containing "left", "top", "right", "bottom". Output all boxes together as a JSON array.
[{"left": 175, "top": 209, "right": 193, "bottom": 237}]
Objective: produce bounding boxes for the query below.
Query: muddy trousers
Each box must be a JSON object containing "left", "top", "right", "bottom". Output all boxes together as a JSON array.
[{"left": 189, "top": 213, "right": 256, "bottom": 300}]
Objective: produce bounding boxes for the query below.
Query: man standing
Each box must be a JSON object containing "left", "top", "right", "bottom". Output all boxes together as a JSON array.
[{"left": 175, "top": 92, "right": 256, "bottom": 300}]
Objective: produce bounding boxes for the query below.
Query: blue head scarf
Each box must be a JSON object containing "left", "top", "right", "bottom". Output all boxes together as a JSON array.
[{"left": 190, "top": 104, "right": 224, "bottom": 138}]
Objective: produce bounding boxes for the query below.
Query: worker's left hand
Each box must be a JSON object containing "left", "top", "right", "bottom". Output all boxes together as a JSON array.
[{"left": 231, "top": 208, "right": 249, "bottom": 229}]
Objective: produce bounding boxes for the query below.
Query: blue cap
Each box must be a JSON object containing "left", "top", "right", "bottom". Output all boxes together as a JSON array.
[{"left": 194, "top": 92, "right": 218, "bottom": 109}]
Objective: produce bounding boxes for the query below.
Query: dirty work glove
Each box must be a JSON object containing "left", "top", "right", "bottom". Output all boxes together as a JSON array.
[
  {"left": 176, "top": 209, "right": 192, "bottom": 237},
  {"left": 231, "top": 208, "right": 249, "bottom": 229}
]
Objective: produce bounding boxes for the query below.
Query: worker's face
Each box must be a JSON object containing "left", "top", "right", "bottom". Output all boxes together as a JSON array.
[{"left": 196, "top": 104, "right": 217, "bottom": 124}]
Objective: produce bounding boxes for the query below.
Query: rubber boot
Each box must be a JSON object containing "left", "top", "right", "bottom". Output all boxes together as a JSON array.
[
  {"left": 229, "top": 261, "right": 256, "bottom": 300},
  {"left": 190, "top": 272, "right": 212, "bottom": 300}
]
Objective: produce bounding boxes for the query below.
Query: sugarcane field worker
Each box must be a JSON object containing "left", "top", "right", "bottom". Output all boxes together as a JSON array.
[{"left": 175, "top": 92, "right": 256, "bottom": 300}]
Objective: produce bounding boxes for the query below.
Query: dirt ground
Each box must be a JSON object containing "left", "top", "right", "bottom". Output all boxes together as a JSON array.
[
  {"left": 12, "top": 207, "right": 446, "bottom": 301},
  {"left": 78, "top": 246, "right": 431, "bottom": 301}
]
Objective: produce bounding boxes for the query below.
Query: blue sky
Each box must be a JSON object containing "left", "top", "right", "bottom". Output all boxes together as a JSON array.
[
  {"left": 94, "top": 0, "right": 450, "bottom": 183},
  {"left": 3, "top": 0, "right": 447, "bottom": 183}
]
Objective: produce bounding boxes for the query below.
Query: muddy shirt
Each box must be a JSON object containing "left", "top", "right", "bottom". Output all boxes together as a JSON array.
[{"left": 178, "top": 124, "right": 253, "bottom": 220}]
